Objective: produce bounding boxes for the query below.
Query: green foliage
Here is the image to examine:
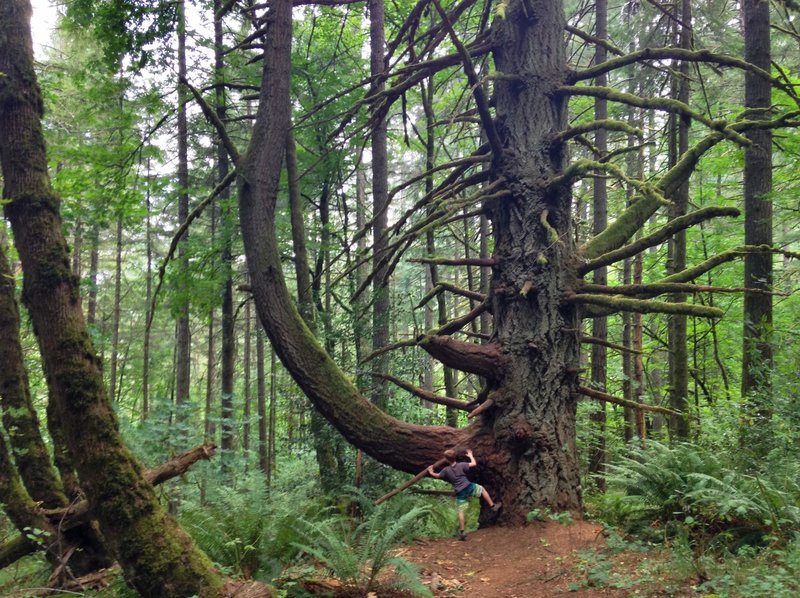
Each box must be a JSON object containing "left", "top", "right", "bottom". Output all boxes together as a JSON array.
[
  {"left": 598, "top": 441, "right": 800, "bottom": 549},
  {"left": 291, "top": 496, "right": 432, "bottom": 595}
]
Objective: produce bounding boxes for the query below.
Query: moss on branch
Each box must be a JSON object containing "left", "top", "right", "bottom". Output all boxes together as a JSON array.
[
  {"left": 560, "top": 86, "right": 750, "bottom": 146},
  {"left": 553, "top": 119, "right": 642, "bottom": 144},
  {"left": 580, "top": 206, "right": 740, "bottom": 272},
  {"left": 568, "top": 293, "right": 724, "bottom": 318}
]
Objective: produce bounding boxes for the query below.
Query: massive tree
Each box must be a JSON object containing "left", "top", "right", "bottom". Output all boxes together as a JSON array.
[{"left": 236, "top": 0, "right": 796, "bottom": 524}]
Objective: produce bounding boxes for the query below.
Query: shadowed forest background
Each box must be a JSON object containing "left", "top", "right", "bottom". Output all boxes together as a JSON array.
[{"left": 1, "top": 0, "right": 800, "bottom": 595}]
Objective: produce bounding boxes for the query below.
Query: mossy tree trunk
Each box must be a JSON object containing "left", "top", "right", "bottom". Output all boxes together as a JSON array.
[{"left": 0, "top": 0, "right": 228, "bottom": 594}]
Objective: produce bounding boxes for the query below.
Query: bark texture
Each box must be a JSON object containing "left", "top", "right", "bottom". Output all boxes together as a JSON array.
[
  {"left": 0, "top": 1, "right": 225, "bottom": 594},
  {"left": 486, "top": 2, "right": 582, "bottom": 517}
]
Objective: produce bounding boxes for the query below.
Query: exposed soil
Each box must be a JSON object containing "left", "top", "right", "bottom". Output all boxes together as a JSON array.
[{"left": 395, "top": 520, "right": 693, "bottom": 597}]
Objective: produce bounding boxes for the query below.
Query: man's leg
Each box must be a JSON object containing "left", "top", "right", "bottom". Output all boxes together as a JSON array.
[{"left": 479, "top": 486, "right": 502, "bottom": 512}]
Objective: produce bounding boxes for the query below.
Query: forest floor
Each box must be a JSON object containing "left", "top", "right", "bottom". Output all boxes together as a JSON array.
[{"left": 395, "top": 519, "right": 698, "bottom": 597}]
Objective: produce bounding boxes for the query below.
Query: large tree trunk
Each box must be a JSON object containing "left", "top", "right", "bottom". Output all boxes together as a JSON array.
[
  {"left": 486, "top": 4, "right": 581, "bottom": 517},
  {"left": 0, "top": 232, "right": 66, "bottom": 510},
  {"left": 239, "top": 0, "right": 581, "bottom": 525},
  {"left": 0, "top": 1, "right": 228, "bottom": 594}
]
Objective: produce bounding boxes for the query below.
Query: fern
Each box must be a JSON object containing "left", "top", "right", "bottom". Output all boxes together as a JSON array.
[
  {"left": 293, "top": 500, "right": 432, "bottom": 594},
  {"left": 600, "top": 441, "right": 800, "bottom": 544}
]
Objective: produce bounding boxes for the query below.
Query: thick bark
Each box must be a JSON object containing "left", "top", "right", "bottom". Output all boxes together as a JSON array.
[
  {"left": 741, "top": 0, "right": 773, "bottom": 406},
  {"left": 0, "top": 1, "right": 226, "bottom": 594},
  {"left": 484, "top": 2, "right": 582, "bottom": 517},
  {"left": 287, "top": 129, "right": 340, "bottom": 490},
  {"left": 0, "top": 235, "right": 66, "bottom": 509}
]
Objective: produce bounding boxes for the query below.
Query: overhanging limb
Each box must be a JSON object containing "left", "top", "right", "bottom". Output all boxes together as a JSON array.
[{"left": 418, "top": 334, "right": 507, "bottom": 379}]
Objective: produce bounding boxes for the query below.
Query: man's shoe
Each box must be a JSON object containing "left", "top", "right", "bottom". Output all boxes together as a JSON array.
[
  {"left": 491, "top": 502, "right": 502, "bottom": 512},
  {"left": 459, "top": 531, "right": 467, "bottom": 541}
]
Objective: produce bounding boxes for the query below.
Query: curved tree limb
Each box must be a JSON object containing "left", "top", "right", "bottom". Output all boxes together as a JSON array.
[
  {"left": 565, "top": 24, "right": 624, "bottom": 56},
  {"left": 577, "top": 282, "right": 779, "bottom": 297},
  {"left": 237, "top": 0, "right": 463, "bottom": 474},
  {"left": 581, "top": 335, "right": 643, "bottom": 354},
  {"left": 570, "top": 48, "right": 782, "bottom": 93},
  {"left": 553, "top": 119, "right": 642, "bottom": 144},
  {"left": 416, "top": 281, "right": 486, "bottom": 309},
  {"left": 434, "top": 300, "right": 489, "bottom": 336}
]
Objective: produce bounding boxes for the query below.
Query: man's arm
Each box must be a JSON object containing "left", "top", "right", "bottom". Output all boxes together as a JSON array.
[
  {"left": 427, "top": 465, "right": 442, "bottom": 478},
  {"left": 466, "top": 449, "right": 477, "bottom": 468}
]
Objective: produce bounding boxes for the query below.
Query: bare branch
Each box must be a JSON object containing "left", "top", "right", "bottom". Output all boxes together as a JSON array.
[
  {"left": 181, "top": 76, "right": 241, "bottom": 163},
  {"left": 146, "top": 171, "right": 237, "bottom": 335},
  {"left": 565, "top": 24, "right": 624, "bottom": 56},
  {"left": 578, "top": 282, "right": 780, "bottom": 297},
  {"left": 581, "top": 335, "right": 644, "bottom": 354},
  {"left": 416, "top": 281, "right": 486, "bottom": 309},
  {"left": 578, "top": 386, "right": 682, "bottom": 417},
  {"left": 434, "top": 300, "right": 489, "bottom": 336},
  {"left": 359, "top": 339, "right": 419, "bottom": 365},
  {"left": 570, "top": 48, "right": 786, "bottom": 96},
  {"left": 560, "top": 85, "right": 751, "bottom": 146},
  {"left": 661, "top": 245, "right": 800, "bottom": 284},
  {"left": 375, "top": 458, "right": 448, "bottom": 505},
  {"left": 410, "top": 257, "right": 496, "bottom": 267},
  {"left": 554, "top": 119, "right": 642, "bottom": 144},
  {"left": 467, "top": 398, "right": 494, "bottom": 419},
  {"left": 372, "top": 373, "right": 476, "bottom": 411}
]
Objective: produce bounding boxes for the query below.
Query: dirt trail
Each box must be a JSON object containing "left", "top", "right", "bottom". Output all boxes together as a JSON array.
[{"left": 398, "top": 520, "right": 631, "bottom": 597}]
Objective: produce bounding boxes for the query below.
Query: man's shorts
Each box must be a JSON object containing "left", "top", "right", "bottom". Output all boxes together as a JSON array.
[{"left": 455, "top": 482, "right": 483, "bottom": 511}]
